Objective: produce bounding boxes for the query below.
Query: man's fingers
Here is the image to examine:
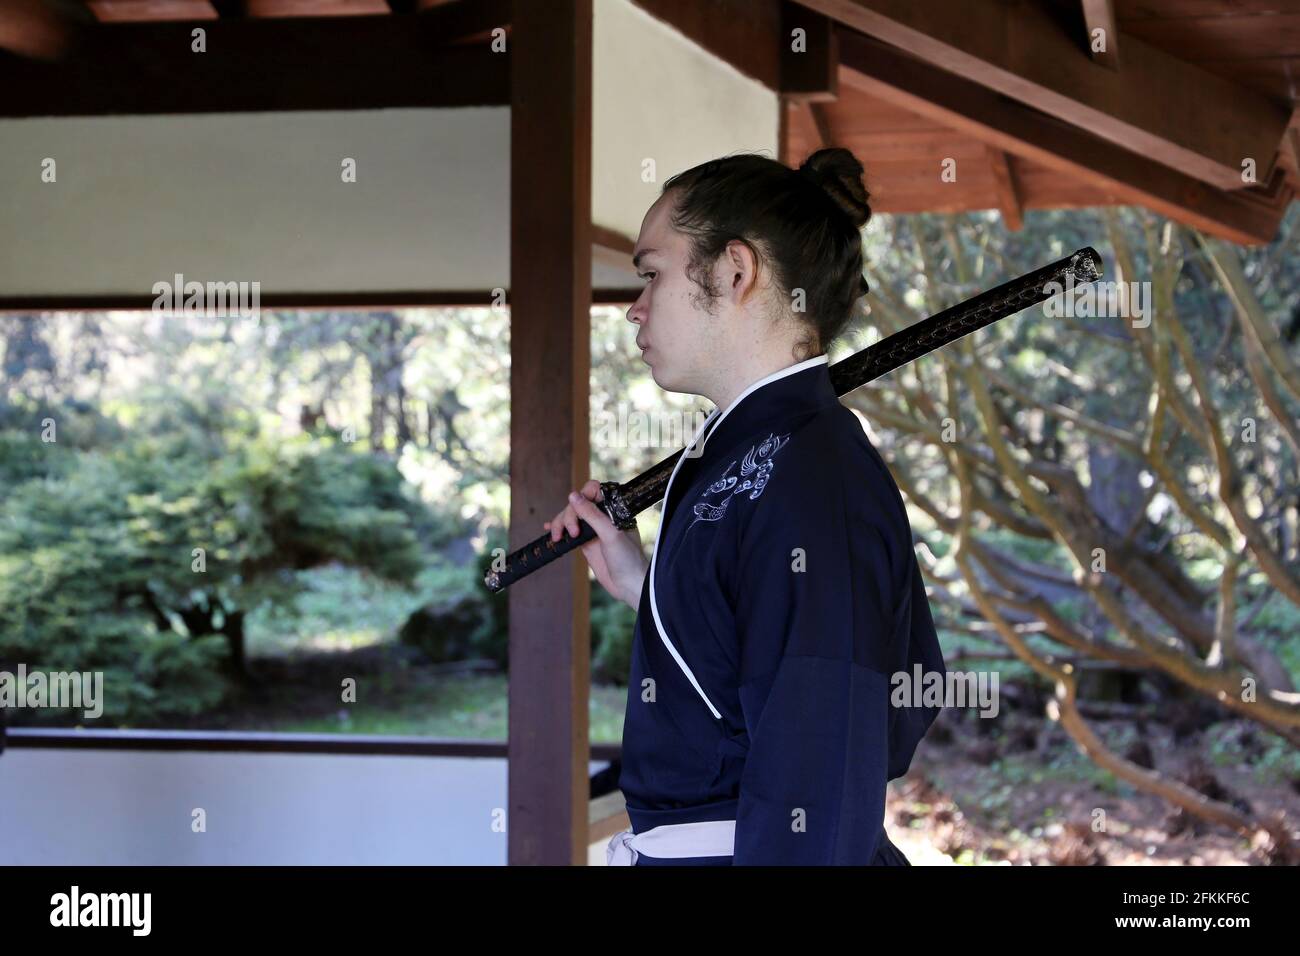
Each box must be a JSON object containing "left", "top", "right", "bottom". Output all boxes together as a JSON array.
[
  {"left": 548, "top": 485, "right": 608, "bottom": 542},
  {"left": 568, "top": 491, "right": 611, "bottom": 537}
]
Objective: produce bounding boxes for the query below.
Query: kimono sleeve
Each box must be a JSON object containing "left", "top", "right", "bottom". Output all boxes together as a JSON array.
[{"left": 729, "top": 448, "right": 899, "bottom": 865}]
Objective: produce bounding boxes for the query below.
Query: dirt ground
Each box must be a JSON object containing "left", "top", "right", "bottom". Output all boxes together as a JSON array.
[{"left": 886, "top": 702, "right": 1300, "bottom": 866}]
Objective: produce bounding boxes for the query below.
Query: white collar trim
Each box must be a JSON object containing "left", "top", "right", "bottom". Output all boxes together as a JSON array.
[
  {"left": 694, "top": 353, "right": 829, "bottom": 457},
  {"left": 643, "top": 352, "right": 829, "bottom": 721}
]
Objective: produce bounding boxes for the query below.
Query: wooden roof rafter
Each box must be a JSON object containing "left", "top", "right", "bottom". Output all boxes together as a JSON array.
[
  {"left": 985, "top": 143, "right": 1024, "bottom": 231},
  {"left": 1080, "top": 0, "right": 1120, "bottom": 71},
  {"left": 800, "top": 0, "right": 1292, "bottom": 193},
  {"left": 835, "top": 28, "right": 1293, "bottom": 245}
]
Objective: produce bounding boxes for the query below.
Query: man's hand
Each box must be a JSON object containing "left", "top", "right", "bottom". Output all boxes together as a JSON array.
[{"left": 544, "top": 479, "right": 648, "bottom": 610}]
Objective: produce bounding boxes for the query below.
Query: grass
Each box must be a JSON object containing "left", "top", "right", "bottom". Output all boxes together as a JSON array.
[
  {"left": 246, "top": 564, "right": 423, "bottom": 658},
  {"left": 232, "top": 671, "right": 629, "bottom": 743}
]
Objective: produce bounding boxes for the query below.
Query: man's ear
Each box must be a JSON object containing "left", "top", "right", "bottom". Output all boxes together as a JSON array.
[{"left": 725, "top": 239, "right": 760, "bottom": 300}]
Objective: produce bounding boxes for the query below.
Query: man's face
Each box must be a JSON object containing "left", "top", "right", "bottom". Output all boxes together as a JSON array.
[{"left": 626, "top": 190, "right": 729, "bottom": 396}]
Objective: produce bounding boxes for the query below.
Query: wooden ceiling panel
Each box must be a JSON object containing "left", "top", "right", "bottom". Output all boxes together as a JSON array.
[
  {"left": 829, "top": 130, "right": 992, "bottom": 164},
  {"left": 785, "top": 87, "right": 988, "bottom": 161},
  {"left": 1012, "top": 160, "right": 1126, "bottom": 207},
  {"left": 790, "top": 78, "right": 1138, "bottom": 220},
  {"left": 844, "top": 155, "right": 998, "bottom": 207},
  {"left": 825, "top": 96, "right": 955, "bottom": 134}
]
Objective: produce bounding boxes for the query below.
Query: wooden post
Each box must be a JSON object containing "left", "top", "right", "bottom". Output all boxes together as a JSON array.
[{"left": 507, "top": 0, "right": 593, "bottom": 866}]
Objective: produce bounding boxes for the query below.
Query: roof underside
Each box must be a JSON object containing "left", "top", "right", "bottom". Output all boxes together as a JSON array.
[
  {"left": 1, "top": 0, "right": 1296, "bottom": 247},
  {"left": 787, "top": 1, "right": 1299, "bottom": 225}
]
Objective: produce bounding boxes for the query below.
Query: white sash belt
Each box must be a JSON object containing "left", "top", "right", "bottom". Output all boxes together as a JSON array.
[{"left": 605, "top": 820, "right": 736, "bottom": 866}]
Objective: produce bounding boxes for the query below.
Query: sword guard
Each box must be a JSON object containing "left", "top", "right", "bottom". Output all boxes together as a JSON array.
[{"left": 599, "top": 481, "right": 637, "bottom": 530}]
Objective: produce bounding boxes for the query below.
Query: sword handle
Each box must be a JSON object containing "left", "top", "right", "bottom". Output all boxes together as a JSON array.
[{"left": 482, "top": 482, "right": 636, "bottom": 593}]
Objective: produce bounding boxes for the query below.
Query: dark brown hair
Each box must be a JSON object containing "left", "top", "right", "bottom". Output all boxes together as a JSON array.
[{"left": 660, "top": 147, "right": 872, "bottom": 360}]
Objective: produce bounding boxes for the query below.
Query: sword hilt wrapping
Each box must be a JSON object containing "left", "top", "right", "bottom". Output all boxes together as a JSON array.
[{"left": 482, "top": 482, "right": 637, "bottom": 593}]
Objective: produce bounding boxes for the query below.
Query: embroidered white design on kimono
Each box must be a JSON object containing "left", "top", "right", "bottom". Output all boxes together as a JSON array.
[{"left": 686, "top": 432, "right": 791, "bottom": 533}]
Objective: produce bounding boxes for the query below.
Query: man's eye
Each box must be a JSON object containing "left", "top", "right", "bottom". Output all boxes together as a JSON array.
[{"left": 639, "top": 272, "right": 655, "bottom": 282}]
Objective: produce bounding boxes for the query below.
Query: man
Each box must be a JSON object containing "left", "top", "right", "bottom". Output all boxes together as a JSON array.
[{"left": 545, "top": 148, "right": 945, "bottom": 865}]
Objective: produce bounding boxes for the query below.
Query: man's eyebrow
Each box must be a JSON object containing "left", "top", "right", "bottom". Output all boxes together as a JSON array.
[{"left": 632, "top": 248, "right": 659, "bottom": 270}]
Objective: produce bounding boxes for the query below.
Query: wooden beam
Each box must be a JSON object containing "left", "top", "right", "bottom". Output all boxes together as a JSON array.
[
  {"left": 779, "top": 0, "right": 837, "bottom": 102},
  {"left": 592, "top": 224, "right": 637, "bottom": 278},
  {"left": 1080, "top": 0, "right": 1119, "bottom": 71},
  {"left": 778, "top": 94, "right": 791, "bottom": 165},
  {"left": 837, "top": 29, "right": 1292, "bottom": 246},
  {"left": 1278, "top": 106, "right": 1300, "bottom": 189},
  {"left": 985, "top": 144, "right": 1023, "bottom": 231},
  {"left": 0, "top": 15, "right": 508, "bottom": 116},
  {"left": 801, "top": 0, "right": 1290, "bottom": 191},
  {"left": 1282, "top": 128, "right": 1300, "bottom": 183},
  {"left": 591, "top": 224, "right": 634, "bottom": 258},
  {"left": 508, "top": 0, "right": 593, "bottom": 867},
  {"left": 807, "top": 101, "right": 834, "bottom": 151}
]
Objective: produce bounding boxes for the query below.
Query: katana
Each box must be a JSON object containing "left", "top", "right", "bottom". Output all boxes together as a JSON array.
[{"left": 484, "top": 246, "right": 1103, "bottom": 593}]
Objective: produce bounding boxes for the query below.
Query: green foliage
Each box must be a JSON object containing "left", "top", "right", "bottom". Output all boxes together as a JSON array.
[
  {"left": 0, "top": 306, "right": 654, "bottom": 732},
  {"left": 0, "top": 429, "right": 64, "bottom": 486},
  {"left": 248, "top": 564, "right": 422, "bottom": 657},
  {"left": 396, "top": 522, "right": 638, "bottom": 683},
  {"left": 1204, "top": 722, "right": 1300, "bottom": 786},
  {"left": 591, "top": 588, "right": 636, "bottom": 684},
  {"left": 0, "top": 404, "right": 435, "bottom": 723},
  {"left": 0, "top": 446, "right": 231, "bottom": 723}
]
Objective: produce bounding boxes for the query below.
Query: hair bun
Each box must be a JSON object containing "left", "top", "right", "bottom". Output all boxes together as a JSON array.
[{"left": 798, "top": 147, "right": 872, "bottom": 229}]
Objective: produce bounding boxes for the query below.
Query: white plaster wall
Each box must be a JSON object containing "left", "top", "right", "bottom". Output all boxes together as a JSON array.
[
  {"left": 0, "top": 108, "right": 514, "bottom": 297},
  {"left": 592, "top": 0, "right": 781, "bottom": 242},
  {"left": 0, "top": 2, "right": 778, "bottom": 298},
  {"left": 0, "top": 747, "right": 611, "bottom": 865}
]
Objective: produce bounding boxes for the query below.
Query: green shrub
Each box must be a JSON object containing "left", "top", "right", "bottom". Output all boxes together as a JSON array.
[{"left": 0, "top": 418, "right": 437, "bottom": 724}]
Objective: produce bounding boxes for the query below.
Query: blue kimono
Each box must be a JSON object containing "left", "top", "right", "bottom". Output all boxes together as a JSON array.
[{"left": 616, "top": 353, "right": 945, "bottom": 865}]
